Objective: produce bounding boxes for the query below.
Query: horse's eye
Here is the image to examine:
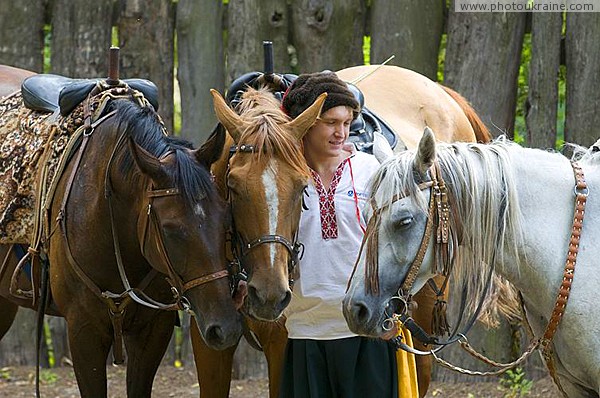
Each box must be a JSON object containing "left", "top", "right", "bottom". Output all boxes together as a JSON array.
[{"left": 398, "top": 217, "right": 413, "bottom": 227}]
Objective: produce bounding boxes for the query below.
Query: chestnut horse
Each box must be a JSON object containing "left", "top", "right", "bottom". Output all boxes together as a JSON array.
[
  {"left": 0, "top": 66, "right": 242, "bottom": 397},
  {"left": 192, "top": 65, "right": 491, "bottom": 398}
]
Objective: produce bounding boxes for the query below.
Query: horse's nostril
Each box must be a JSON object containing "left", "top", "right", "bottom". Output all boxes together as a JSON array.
[
  {"left": 279, "top": 290, "right": 291, "bottom": 310},
  {"left": 247, "top": 285, "right": 260, "bottom": 303},
  {"left": 205, "top": 324, "right": 224, "bottom": 346},
  {"left": 355, "top": 302, "right": 370, "bottom": 323}
]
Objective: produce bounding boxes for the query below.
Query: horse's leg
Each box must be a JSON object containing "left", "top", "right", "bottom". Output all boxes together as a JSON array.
[
  {"left": 411, "top": 275, "right": 446, "bottom": 398},
  {"left": 0, "top": 295, "right": 18, "bottom": 339},
  {"left": 245, "top": 317, "right": 288, "bottom": 398},
  {"left": 191, "top": 318, "right": 238, "bottom": 398},
  {"left": 66, "top": 317, "right": 113, "bottom": 398},
  {"left": 124, "top": 311, "right": 176, "bottom": 397}
]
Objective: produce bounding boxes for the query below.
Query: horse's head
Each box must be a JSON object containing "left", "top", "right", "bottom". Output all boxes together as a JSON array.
[
  {"left": 343, "top": 128, "right": 440, "bottom": 337},
  {"left": 210, "top": 88, "right": 326, "bottom": 321},
  {"left": 115, "top": 100, "right": 242, "bottom": 349},
  {"left": 343, "top": 128, "right": 524, "bottom": 338}
]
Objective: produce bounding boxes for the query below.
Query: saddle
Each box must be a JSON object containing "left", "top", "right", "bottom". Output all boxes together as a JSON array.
[
  {"left": 226, "top": 71, "right": 399, "bottom": 154},
  {"left": 21, "top": 74, "right": 160, "bottom": 115}
]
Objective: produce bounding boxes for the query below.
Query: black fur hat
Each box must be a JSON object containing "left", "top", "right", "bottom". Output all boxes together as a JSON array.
[{"left": 282, "top": 71, "right": 359, "bottom": 119}]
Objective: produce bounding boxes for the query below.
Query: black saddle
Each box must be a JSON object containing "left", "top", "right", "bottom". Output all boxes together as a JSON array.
[
  {"left": 225, "top": 71, "right": 397, "bottom": 153},
  {"left": 21, "top": 74, "right": 159, "bottom": 116}
]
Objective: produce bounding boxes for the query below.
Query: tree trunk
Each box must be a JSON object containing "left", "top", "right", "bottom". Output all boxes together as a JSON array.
[
  {"left": 444, "top": 6, "right": 527, "bottom": 138},
  {"left": 0, "top": 308, "right": 38, "bottom": 366},
  {"left": 226, "top": 0, "right": 290, "bottom": 84},
  {"left": 118, "top": 0, "right": 175, "bottom": 133},
  {"left": 50, "top": 0, "right": 114, "bottom": 77},
  {"left": 176, "top": 0, "right": 224, "bottom": 145},
  {"left": 526, "top": 13, "right": 561, "bottom": 150},
  {"left": 565, "top": 13, "right": 600, "bottom": 148},
  {"left": 0, "top": 0, "right": 45, "bottom": 72},
  {"left": 47, "top": 316, "right": 70, "bottom": 366},
  {"left": 291, "top": 0, "right": 366, "bottom": 73},
  {"left": 370, "top": 0, "right": 444, "bottom": 80},
  {"left": 232, "top": 338, "right": 268, "bottom": 379}
]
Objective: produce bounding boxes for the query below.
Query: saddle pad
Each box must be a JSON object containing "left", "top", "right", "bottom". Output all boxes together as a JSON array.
[
  {"left": 0, "top": 91, "right": 89, "bottom": 244},
  {"left": 0, "top": 92, "right": 54, "bottom": 243}
]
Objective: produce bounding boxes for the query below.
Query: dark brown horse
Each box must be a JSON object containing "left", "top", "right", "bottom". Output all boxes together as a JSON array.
[{"left": 0, "top": 66, "right": 243, "bottom": 397}]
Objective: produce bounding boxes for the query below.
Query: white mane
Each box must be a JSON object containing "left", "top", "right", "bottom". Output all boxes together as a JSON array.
[{"left": 368, "top": 137, "right": 527, "bottom": 318}]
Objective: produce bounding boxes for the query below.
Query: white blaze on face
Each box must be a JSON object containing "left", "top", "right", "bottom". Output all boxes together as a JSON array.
[
  {"left": 194, "top": 203, "right": 205, "bottom": 219},
  {"left": 262, "top": 161, "right": 279, "bottom": 268}
]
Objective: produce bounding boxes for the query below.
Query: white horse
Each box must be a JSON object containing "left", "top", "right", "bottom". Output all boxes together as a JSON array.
[{"left": 343, "top": 128, "right": 600, "bottom": 398}]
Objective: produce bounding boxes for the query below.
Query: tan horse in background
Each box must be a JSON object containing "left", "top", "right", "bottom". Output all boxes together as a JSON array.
[{"left": 192, "top": 64, "right": 491, "bottom": 398}]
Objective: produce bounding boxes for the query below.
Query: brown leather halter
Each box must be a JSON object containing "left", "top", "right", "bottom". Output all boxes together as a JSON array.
[{"left": 226, "top": 144, "right": 303, "bottom": 290}]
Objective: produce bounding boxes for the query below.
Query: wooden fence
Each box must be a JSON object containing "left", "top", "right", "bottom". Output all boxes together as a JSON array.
[{"left": 1, "top": 0, "right": 599, "bottom": 383}]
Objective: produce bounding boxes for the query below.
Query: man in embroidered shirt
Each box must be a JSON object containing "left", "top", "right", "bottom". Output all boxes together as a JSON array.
[{"left": 278, "top": 72, "right": 398, "bottom": 398}]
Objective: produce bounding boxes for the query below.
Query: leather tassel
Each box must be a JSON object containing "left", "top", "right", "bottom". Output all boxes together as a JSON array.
[
  {"left": 364, "top": 214, "right": 381, "bottom": 295},
  {"left": 432, "top": 298, "right": 451, "bottom": 336}
]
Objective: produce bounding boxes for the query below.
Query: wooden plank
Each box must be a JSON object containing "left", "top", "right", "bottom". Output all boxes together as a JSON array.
[
  {"left": 444, "top": 10, "right": 527, "bottom": 138},
  {"left": 50, "top": 0, "right": 113, "bottom": 77},
  {"left": 226, "top": 0, "right": 290, "bottom": 83},
  {"left": 176, "top": 0, "right": 225, "bottom": 145},
  {"left": 370, "top": 0, "right": 444, "bottom": 80},
  {"left": 291, "top": 0, "right": 366, "bottom": 72},
  {"left": 0, "top": 0, "right": 45, "bottom": 72},
  {"left": 565, "top": 12, "right": 600, "bottom": 147},
  {"left": 526, "top": 13, "right": 562, "bottom": 149},
  {"left": 118, "top": 0, "right": 176, "bottom": 132}
]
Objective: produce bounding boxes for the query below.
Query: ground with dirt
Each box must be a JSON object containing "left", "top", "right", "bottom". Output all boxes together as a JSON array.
[{"left": 0, "top": 364, "right": 561, "bottom": 397}]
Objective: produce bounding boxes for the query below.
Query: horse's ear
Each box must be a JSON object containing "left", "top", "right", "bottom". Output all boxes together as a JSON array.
[
  {"left": 128, "top": 137, "right": 167, "bottom": 181},
  {"left": 414, "top": 127, "right": 436, "bottom": 175},
  {"left": 211, "top": 89, "right": 245, "bottom": 143},
  {"left": 285, "top": 92, "right": 327, "bottom": 140},
  {"left": 194, "top": 123, "right": 226, "bottom": 169}
]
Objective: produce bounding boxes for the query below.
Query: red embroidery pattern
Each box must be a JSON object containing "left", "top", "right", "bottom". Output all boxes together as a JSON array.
[{"left": 311, "top": 159, "right": 348, "bottom": 240}]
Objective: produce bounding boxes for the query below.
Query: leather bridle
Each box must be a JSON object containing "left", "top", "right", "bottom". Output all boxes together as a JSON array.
[
  {"left": 103, "top": 132, "right": 230, "bottom": 313},
  {"left": 226, "top": 144, "right": 303, "bottom": 290},
  {"left": 56, "top": 94, "right": 230, "bottom": 363}
]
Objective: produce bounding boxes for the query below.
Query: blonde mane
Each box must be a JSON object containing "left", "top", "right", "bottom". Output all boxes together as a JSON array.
[{"left": 234, "top": 87, "right": 309, "bottom": 178}]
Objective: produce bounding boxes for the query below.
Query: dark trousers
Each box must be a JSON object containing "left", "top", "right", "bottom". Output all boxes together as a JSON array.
[{"left": 278, "top": 336, "right": 398, "bottom": 398}]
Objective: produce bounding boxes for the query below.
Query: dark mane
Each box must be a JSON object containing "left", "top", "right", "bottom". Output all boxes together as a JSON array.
[{"left": 113, "top": 99, "right": 215, "bottom": 205}]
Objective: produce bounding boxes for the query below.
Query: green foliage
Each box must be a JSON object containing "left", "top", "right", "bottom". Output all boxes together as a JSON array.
[
  {"left": 437, "top": 34, "right": 447, "bottom": 83},
  {"left": 44, "top": 320, "right": 55, "bottom": 368},
  {"left": 556, "top": 64, "right": 566, "bottom": 148},
  {"left": 0, "top": 367, "right": 12, "bottom": 381},
  {"left": 499, "top": 367, "right": 533, "bottom": 398},
  {"left": 513, "top": 33, "right": 531, "bottom": 145},
  {"left": 363, "top": 36, "right": 371, "bottom": 65},
  {"left": 43, "top": 24, "right": 52, "bottom": 73},
  {"left": 173, "top": 311, "right": 184, "bottom": 367},
  {"left": 112, "top": 26, "right": 119, "bottom": 47},
  {"left": 39, "top": 369, "right": 59, "bottom": 384}
]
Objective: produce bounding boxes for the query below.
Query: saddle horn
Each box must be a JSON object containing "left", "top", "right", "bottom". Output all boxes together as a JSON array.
[{"left": 106, "top": 46, "right": 120, "bottom": 86}]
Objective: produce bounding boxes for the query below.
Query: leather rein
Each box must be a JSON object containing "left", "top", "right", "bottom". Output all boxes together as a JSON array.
[
  {"left": 380, "top": 160, "right": 587, "bottom": 384},
  {"left": 226, "top": 144, "right": 303, "bottom": 291}
]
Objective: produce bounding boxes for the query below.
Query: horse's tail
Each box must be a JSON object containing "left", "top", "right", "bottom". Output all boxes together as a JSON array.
[{"left": 439, "top": 84, "right": 493, "bottom": 143}]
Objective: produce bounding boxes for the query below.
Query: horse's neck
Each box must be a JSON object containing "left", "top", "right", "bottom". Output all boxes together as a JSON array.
[{"left": 491, "top": 149, "right": 581, "bottom": 311}]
